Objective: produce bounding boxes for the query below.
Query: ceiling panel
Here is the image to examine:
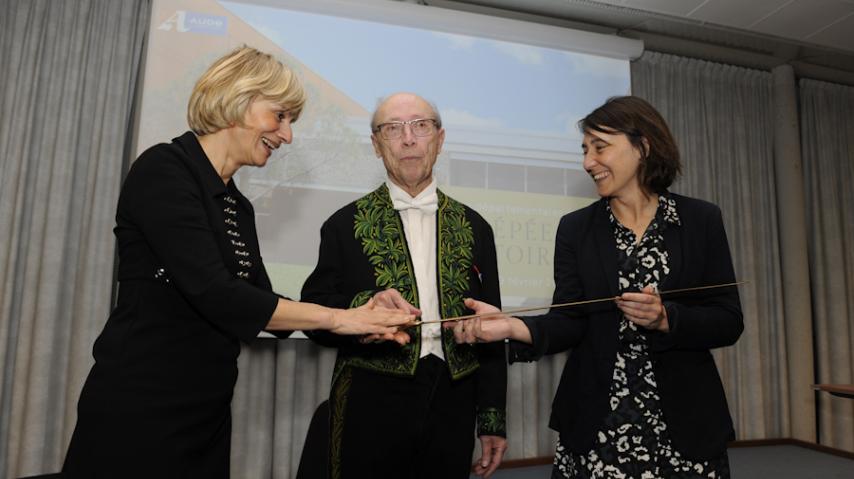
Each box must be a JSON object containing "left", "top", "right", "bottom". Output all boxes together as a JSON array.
[
  {"left": 689, "top": 0, "right": 792, "bottom": 29},
  {"left": 620, "top": 0, "right": 708, "bottom": 16},
  {"left": 449, "top": 0, "right": 854, "bottom": 59},
  {"left": 632, "top": 17, "right": 784, "bottom": 53},
  {"left": 751, "top": 0, "right": 854, "bottom": 39},
  {"left": 807, "top": 13, "right": 854, "bottom": 51}
]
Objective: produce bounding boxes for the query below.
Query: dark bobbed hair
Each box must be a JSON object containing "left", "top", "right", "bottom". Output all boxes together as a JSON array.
[{"left": 579, "top": 96, "right": 681, "bottom": 194}]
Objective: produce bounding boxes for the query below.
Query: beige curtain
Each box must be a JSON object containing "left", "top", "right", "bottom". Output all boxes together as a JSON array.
[
  {"left": 0, "top": 0, "right": 149, "bottom": 476},
  {"left": 232, "top": 339, "right": 337, "bottom": 477},
  {"left": 631, "top": 52, "right": 792, "bottom": 440},
  {"left": 504, "top": 352, "right": 568, "bottom": 458},
  {"left": 800, "top": 78, "right": 854, "bottom": 453}
]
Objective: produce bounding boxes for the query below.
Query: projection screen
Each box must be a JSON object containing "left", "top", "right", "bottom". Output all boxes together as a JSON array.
[{"left": 136, "top": 0, "right": 643, "bottom": 316}]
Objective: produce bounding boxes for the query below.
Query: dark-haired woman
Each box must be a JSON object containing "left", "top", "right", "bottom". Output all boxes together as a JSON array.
[{"left": 450, "top": 96, "right": 743, "bottom": 478}]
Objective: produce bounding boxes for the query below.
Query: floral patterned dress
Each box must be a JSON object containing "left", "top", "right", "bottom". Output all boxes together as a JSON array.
[{"left": 552, "top": 195, "right": 730, "bottom": 479}]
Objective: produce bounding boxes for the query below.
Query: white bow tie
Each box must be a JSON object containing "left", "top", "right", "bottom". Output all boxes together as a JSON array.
[{"left": 392, "top": 191, "right": 439, "bottom": 214}]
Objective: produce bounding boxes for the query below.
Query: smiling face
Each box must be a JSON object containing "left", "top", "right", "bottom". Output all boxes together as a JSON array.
[
  {"left": 581, "top": 129, "right": 646, "bottom": 199},
  {"left": 230, "top": 98, "right": 293, "bottom": 169},
  {"left": 371, "top": 93, "right": 444, "bottom": 197}
]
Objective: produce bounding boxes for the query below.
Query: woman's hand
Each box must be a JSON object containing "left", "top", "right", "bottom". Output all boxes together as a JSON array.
[
  {"left": 616, "top": 285, "right": 669, "bottom": 332},
  {"left": 356, "top": 289, "right": 418, "bottom": 346},
  {"left": 329, "top": 298, "right": 415, "bottom": 339},
  {"left": 445, "top": 298, "right": 516, "bottom": 344}
]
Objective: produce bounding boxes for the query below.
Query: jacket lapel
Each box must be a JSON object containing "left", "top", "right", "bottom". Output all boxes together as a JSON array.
[
  {"left": 593, "top": 199, "right": 619, "bottom": 298},
  {"left": 661, "top": 218, "right": 682, "bottom": 291}
]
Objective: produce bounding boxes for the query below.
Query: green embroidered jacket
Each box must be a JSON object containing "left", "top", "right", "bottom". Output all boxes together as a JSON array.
[{"left": 302, "top": 184, "right": 507, "bottom": 437}]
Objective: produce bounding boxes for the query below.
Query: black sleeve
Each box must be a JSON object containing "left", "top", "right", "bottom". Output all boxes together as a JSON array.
[
  {"left": 256, "top": 260, "right": 293, "bottom": 339},
  {"left": 510, "top": 213, "right": 589, "bottom": 362},
  {"left": 471, "top": 217, "right": 508, "bottom": 436},
  {"left": 120, "top": 150, "right": 278, "bottom": 343},
  {"left": 647, "top": 205, "right": 743, "bottom": 352}
]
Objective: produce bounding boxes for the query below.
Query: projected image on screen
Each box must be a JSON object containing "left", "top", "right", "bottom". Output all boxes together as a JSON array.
[{"left": 139, "top": 0, "right": 632, "bottom": 308}]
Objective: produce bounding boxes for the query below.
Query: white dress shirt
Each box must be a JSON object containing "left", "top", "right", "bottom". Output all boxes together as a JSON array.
[{"left": 386, "top": 179, "right": 444, "bottom": 360}]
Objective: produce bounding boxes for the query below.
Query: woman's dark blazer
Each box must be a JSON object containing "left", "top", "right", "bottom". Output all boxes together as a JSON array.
[{"left": 510, "top": 193, "right": 743, "bottom": 461}]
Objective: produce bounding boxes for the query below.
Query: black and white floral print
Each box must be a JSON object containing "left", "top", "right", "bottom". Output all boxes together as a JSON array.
[{"left": 552, "top": 195, "right": 730, "bottom": 479}]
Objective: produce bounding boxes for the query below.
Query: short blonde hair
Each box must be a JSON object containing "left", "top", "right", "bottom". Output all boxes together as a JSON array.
[{"left": 187, "top": 46, "right": 306, "bottom": 135}]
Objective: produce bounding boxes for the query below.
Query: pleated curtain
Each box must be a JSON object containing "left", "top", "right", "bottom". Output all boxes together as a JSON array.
[
  {"left": 799, "top": 78, "right": 854, "bottom": 452},
  {"left": 0, "top": 0, "right": 149, "bottom": 476},
  {"left": 631, "top": 52, "right": 792, "bottom": 441}
]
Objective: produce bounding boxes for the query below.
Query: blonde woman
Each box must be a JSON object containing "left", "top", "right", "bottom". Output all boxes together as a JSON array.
[{"left": 62, "top": 47, "right": 412, "bottom": 478}]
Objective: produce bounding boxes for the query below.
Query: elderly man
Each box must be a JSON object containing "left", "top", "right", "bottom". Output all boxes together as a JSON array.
[{"left": 302, "top": 92, "right": 507, "bottom": 479}]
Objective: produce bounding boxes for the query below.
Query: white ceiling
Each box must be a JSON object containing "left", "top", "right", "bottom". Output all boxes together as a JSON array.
[
  {"left": 434, "top": 0, "right": 854, "bottom": 78},
  {"left": 589, "top": 0, "right": 854, "bottom": 53}
]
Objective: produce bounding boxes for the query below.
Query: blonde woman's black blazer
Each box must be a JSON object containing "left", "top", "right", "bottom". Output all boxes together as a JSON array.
[{"left": 63, "top": 132, "right": 285, "bottom": 478}]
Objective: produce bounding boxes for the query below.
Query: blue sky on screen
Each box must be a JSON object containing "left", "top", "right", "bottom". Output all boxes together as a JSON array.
[{"left": 219, "top": 1, "right": 630, "bottom": 138}]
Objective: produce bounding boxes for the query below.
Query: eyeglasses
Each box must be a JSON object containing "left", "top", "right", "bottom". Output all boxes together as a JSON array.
[{"left": 373, "top": 118, "right": 439, "bottom": 140}]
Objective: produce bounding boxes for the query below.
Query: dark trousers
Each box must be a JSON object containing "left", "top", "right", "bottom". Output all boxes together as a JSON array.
[{"left": 338, "top": 355, "right": 476, "bottom": 479}]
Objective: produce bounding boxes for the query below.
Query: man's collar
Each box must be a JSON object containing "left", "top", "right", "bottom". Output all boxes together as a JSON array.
[
  {"left": 386, "top": 178, "right": 439, "bottom": 213},
  {"left": 385, "top": 178, "right": 437, "bottom": 202}
]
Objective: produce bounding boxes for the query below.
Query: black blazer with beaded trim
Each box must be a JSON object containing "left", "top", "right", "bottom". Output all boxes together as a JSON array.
[{"left": 63, "top": 131, "right": 287, "bottom": 477}]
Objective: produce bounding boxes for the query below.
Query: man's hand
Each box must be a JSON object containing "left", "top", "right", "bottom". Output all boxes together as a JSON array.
[
  {"left": 473, "top": 435, "right": 507, "bottom": 478},
  {"left": 358, "top": 289, "right": 421, "bottom": 345},
  {"left": 447, "top": 298, "right": 515, "bottom": 344},
  {"left": 372, "top": 288, "right": 421, "bottom": 315}
]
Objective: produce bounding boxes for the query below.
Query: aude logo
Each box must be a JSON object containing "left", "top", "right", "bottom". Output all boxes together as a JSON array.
[{"left": 157, "top": 11, "right": 228, "bottom": 35}]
